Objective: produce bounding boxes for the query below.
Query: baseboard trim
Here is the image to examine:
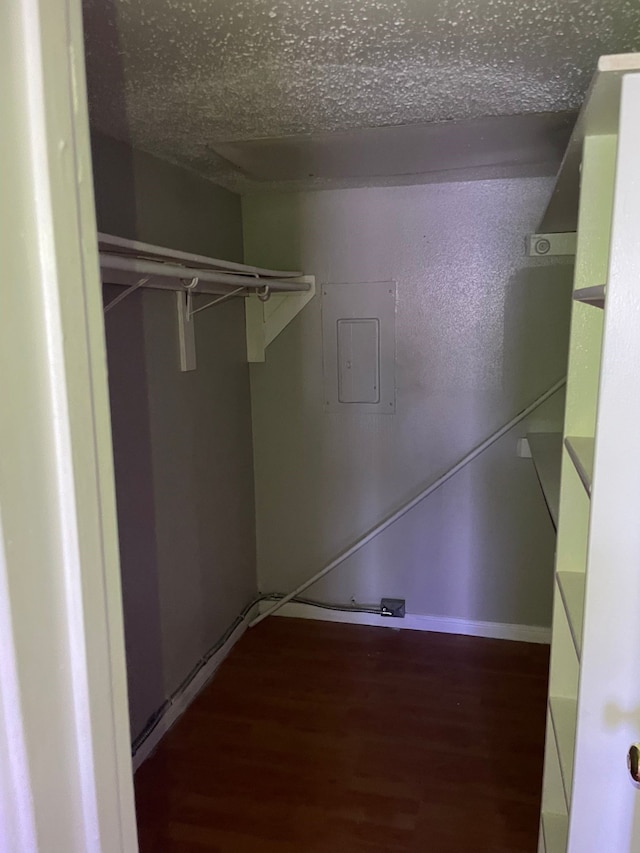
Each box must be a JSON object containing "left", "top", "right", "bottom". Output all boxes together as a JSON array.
[
  {"left": 131, "top": 603, "right": 259, "bottom": 771},
  {"left": 258, "top": 601, "right": 551, "bottom": 645}
]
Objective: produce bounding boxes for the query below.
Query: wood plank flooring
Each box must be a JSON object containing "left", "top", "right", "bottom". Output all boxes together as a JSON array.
[{"left": 135, "top": 617, "right": 549, "bottom": 852}]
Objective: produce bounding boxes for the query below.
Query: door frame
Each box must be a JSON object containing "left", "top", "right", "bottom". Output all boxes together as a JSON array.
[{"left": 0, "top": 0, "right": 137, "bottom": 849}]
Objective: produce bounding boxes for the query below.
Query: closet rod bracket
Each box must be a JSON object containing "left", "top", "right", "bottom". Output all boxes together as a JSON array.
[{"left": 245, "top": 276, "right": 316, "bottom": 363}]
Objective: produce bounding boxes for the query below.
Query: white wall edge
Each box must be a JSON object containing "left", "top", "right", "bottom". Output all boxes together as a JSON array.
[
  {"left": 259, "top": 601, "right": 551, "bottom": 644},
  {"left": 132, "top": 604, "right": 259, "bottom": 771}
]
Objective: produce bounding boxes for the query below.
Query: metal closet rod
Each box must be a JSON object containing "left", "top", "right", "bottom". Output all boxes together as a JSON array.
[{"left": 99, "top": 254, "right": 312, "bottom": 293}]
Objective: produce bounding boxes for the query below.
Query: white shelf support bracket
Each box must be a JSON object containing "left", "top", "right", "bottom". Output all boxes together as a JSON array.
[
  {"left": 245, "top": 275, "right": 316, "bottom": 363},
  {"left": 527, "top": 232, "right": 577, "bottom": 257},
  {"left": 517, "top": 437, "right": 532, "bottom": 458},
  {"left": 176, "top": 291, "right": 197, "bottom": 371}
]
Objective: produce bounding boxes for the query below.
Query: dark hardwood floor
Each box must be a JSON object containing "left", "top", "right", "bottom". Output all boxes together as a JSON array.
[{"left": 135, "top": 617, "right": 549, "bottom": 852}]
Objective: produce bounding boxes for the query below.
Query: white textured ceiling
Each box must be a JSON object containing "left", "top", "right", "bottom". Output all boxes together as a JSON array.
[{"left": 83, "top": 0, "right": 640, "bottom": 192}]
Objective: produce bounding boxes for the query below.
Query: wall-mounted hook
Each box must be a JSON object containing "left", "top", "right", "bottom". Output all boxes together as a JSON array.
[
  {"left": 181, "top": 276, "right": 199, "bottom": 320},
  {"left": 257, "top": 284, "right": 271, "bottom": 302}
]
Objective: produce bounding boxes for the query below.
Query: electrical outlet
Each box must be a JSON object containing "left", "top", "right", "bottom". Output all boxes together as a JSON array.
[{"left": 381, "top": 598, "right": 405, "bottom": 618}]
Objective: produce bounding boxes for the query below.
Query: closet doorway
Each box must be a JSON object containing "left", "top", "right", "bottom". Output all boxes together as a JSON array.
[
  {"left": 4, "top": 1, "right": 640, "bottom": 851},
  {"left": 82, "top": 3, "right": 640, "bottom": 853}
]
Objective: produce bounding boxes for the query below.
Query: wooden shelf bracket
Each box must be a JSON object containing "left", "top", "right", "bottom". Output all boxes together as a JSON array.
[{"left": 245, "top": 275, "right": 316, "bottom": 363}]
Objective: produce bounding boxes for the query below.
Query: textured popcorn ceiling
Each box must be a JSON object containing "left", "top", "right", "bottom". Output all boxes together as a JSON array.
[{"left": 82, "top": 0, "right": 640, "bottom": 192}]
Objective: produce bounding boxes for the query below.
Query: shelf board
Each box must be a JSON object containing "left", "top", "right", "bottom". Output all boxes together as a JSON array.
[
  {"left": 564, "top": 436, "right": 595, "bottom": 496},
  {"left": 549, "top": 696, "right": 577, "bottom": 808},
  {"left": 97, "top": 232, "right": 304, "bottom": 279},
  {"left": 527, "top": 433, "right": 563, "bottom": 529},
  {"left": 542, "top": 812, "right": 569, "bottom": 853},
  {"left": 556, "top": 571, "right": 585, "bottom": 658},
  {"left": 573, "top": 284, "right": 606, "bottom": 308}
]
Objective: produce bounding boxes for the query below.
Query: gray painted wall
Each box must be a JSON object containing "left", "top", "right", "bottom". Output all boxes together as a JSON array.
[
  {"left": 94, "top": 133, "right": 256, "bottom": 740},
  {"left": 92, "top": 131, "right": 243, "bottom": 258},
  {"left": 243, "top": 178, "right": 573, "bottom": 629}
]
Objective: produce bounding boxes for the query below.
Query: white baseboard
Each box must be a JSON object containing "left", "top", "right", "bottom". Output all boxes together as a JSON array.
[
  {"left": 259, "top": 601, "right": 551, "bottom": 645},
  {"left": 131, "top": 604, "right": 258, "bottom": 771}
]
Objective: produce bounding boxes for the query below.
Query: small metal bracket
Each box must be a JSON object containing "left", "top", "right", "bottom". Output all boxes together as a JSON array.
[{"left": 527, "top": 232, "right": 577, "bottom": 257}]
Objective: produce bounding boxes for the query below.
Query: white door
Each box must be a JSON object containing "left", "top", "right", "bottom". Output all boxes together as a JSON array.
[{"left": 0, "top": 0, "right": 138, "bottom": 849}]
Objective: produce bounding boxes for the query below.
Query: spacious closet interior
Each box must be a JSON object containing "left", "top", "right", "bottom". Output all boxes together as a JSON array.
[{"left": 79, "top": 2, "right": 640, "bottom": 851}]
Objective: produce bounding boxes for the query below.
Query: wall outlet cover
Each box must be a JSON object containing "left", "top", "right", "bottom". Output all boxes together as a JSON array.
[{"left": 381, "top": 598, "right": 406, "bottom": 618}]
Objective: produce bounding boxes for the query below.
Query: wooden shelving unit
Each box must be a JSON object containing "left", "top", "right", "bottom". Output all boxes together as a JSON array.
[
  {"left": 528, "top": 433, "right": 563, "bottom": 529},
  {"left": 538, "top": 124, "right": 607, "bottom": 846},
  {"left": 539, "top": 53, "right": 640, "bottom": 853}
]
